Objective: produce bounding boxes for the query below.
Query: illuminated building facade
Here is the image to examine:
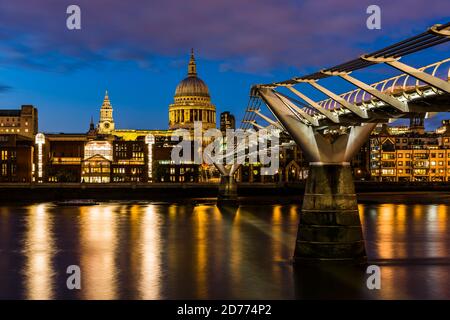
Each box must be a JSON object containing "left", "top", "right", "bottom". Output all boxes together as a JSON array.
[
  {"left": 369, "top": 123, "right": 450, "bottom": 182},
  {"left": 111, "top": 140, "right": 146, "bottom": 182},
  {"left": 44, "top": 133, "right": 86, "bottom": 182},
  {"left": 82, "top": 140, "right": 113, "bottom": 183},
  {"left": 0, "top": 134, "right": 34, "bottom": 182},
  {"left": 0, "top": 105, "right": 38, "bottom": 138},
  {"left": 0, "top": 105, "right": 37, "bottom": 182},
  {"left": 38, "top": 128, "right": 200, "bottom": 183}
]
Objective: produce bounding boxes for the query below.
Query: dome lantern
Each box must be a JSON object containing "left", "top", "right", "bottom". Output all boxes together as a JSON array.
[{"left": 188, "top": 48, "right": 197, "bottom": 77}]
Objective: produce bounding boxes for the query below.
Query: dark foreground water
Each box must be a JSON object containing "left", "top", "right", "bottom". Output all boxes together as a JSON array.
[{"left": 0, "top": 201, "right": 449, "bottom": 299}]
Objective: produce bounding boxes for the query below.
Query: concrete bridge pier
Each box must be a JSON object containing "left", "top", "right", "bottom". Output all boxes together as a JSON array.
[
  {"left": 296, "top": 162, "right": 365, "bottom": 264},
  {"left": 215, "top": 163, "right": 240, "bottom": 207},
  {"left": 217, "top": 175, "right": 238, "bottom": 207},
  {"left": 258, "top": 87, "right": 377, "bottom": 264}
]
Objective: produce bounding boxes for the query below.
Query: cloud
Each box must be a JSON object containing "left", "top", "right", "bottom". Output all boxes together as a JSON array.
[
  {"left": 0, "top": 84, "right": 12, "bottom": 93},
  {"left": 0, "top": 0, "right": 449, "bottom": 74}
]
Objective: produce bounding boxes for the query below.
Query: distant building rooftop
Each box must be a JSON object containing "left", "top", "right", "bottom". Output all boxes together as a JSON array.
[{"left": 0, "top": 110, "right": 21, "bottom": 117}]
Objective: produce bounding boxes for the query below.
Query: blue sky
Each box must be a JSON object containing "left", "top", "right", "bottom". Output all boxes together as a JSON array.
[{"left": 0, "top": 0, "right": 449, "bottom": 132}]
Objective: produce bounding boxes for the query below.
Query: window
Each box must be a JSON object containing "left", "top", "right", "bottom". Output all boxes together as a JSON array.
[
  {"left": 84, "top": 141, "right": 113, "bottom": 160},
  {"left": 382, "top": 153, "right": 395, "bottom": 160},
  {"left": 115, "top": 167, "right": 125, "bottom": 174},
  {"left": 414, "top": 169, "right": 427, "bottom": 175},
  {"left": 132, "top": 152, "right": 144, "bottom": 160},
  {"left": 382, "top": 169, "right": 395, "bottom": 175}
]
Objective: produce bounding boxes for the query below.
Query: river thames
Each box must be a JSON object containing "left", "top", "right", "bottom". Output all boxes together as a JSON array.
[{"left": 0, "top": 201, "right": 449, "bottom": 299}]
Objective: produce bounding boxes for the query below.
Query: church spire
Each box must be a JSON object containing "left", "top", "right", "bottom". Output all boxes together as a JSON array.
[
  {"left": 98, "top": 89, "right": 115, "bottom": 134},
  {"left": 101, "top": 90, "right": 112, "bottom": 108},
  {"left": 103, "top": 90, "right": 110, "bottom": 104},
  {"left": 188, "top": 48, "right": 197, "bottom": 77}
]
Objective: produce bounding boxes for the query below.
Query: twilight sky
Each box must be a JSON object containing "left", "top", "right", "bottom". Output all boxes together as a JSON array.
[{"left": 0, "top": 0, "right": 449, "bottom": 132}]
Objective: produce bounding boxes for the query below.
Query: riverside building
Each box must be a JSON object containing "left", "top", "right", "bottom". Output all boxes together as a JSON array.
[{"left": 28, "top": 50, "right": 216, "bottom": 183}]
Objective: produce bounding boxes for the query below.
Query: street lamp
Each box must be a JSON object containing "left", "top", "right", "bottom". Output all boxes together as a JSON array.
[
  {"left": 35, "top": 133, "right": 45, "bottom": 182},
  {"left": 145, "top": 134, "right": 155, "bottom": 181}
]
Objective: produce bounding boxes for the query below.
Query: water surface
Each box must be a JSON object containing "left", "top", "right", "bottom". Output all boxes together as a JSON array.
[{"left": 0, "top": 201, "right": 449, "bottom": 299}]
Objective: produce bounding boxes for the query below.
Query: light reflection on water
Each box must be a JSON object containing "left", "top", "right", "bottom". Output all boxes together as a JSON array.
[
  {"left": 23, "top": 203, "right": 55, "bottom": 300},
  {"left": 0, "top": 202, "right": 449, "bottom": 299}
]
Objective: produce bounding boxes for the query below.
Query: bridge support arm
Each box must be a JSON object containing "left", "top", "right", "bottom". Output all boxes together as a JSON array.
[
  {"left": 275, "top": 93, "right": 319, "bottom": 126},
  {"left": 244, "top": 120, "right": 265, "bottom": 129},
  {"left": 337, "top": 73, "right": 409, "bottom": 112},
  {"left": 253, "top": 110, "right": 285, "bottom": 131},
  {"left": 308, "top": 81, "right": 368, "bottom": 119},
  {"left": 287, "top": 86, "right": 340, "bottom": 123},
  {"left": 258, "top": 88, "right": 322, "bottom": 161}
]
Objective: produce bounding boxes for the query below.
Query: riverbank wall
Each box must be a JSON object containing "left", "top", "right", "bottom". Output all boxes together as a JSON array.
[{"left": 1, "top": 182, "right": 450, "bottom": 203}]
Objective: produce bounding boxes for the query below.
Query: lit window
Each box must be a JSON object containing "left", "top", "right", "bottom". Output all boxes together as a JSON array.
[{"left": 84, "top": 141, "right": 113, "bottom": 160}]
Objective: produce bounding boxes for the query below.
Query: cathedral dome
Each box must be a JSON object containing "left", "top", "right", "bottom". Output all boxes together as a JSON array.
[
  {"left": 175, "top": 76, "right": 210, "bottom": 97},
  {"left": 169, "top": 49, "right": 216, "bottom": 130}
]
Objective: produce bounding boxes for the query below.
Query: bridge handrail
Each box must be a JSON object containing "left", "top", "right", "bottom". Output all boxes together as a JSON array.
[
  {"left": 243, "top": 57, "right": 450, "bottom": 128},
  {"left": 317, "top": 57, "right": 450, "bottom": 113}
]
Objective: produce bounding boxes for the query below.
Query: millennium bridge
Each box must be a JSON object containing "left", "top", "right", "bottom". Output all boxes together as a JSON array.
[{"left": 218, "top": 22, "right": 450, "bottom": 265}]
